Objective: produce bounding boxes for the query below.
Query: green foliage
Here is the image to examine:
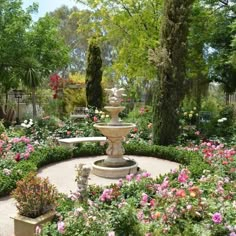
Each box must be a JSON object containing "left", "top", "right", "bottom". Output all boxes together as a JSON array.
[
  {"left": 30, "top": 146, "right": 73, "bottom": 168},
  {"left": 0, "top": 121, "right": 5, "bottom": 135},
  {"left": 0, "top": 160, "right": 37, "bottom": 197},
  {"left": 73, "top": 143, "right": 105, "bottom": 157},
  {"left": 85, "top": 40, "right": 103, "bottom": 109},
  {"left": 124, "top": 142, "right": 207, "bottom": 179}
]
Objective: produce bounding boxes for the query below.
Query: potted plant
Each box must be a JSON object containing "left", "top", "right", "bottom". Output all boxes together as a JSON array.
[{"left": 11, "top": 172, "right": 58, "bottom": 236}]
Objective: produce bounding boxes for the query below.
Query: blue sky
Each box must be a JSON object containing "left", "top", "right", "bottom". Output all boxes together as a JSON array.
[{"left": 22, "top": 0, "right": 84, "bottom": 20}]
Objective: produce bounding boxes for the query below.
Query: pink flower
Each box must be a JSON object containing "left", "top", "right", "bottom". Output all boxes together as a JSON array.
[
  {"left": 178, "top": 169, "right": 189, "bottom": 183},
  {"left": 126, "top": 174, "right": 134, "bottom": 181},
  {"left": 117, "top": 179, "right": 123, "bottom": 187},
  {"left": 35, "top": 225, "right": 41, "bottom": 235},
  {"left": 195, "top": 131, "right": 200, "bottom": 136},
  {"left": 142, "top": 172, "right": 151, "bottom": 178},
  {"left": 99, "top": 189, "right": 113, "bottom": 202},
  {"left": 212, "top": 212, "right": 223, "bottom": 224},
  {"left": 108, "top": 231, "right": 115, "bottom": 236},
  {"left": 140, "top": 193, "right": 149, "bottom": 205},
  {"left": 24, "top": 152, "right": 30, "bottom": 159},
  {"left": 57, "top": 221, "right": 65, "bottom": 234},
  {"left": 93, "top": 116, "right": 98, "bottom": 122},
  {"left": 136, "top": 174, "right": 141, "bottom": 182}
]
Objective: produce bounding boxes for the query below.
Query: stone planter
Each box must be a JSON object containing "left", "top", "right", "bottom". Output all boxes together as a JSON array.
[{"left": 13, "top": 210, "right": 55, "bottom": 236}]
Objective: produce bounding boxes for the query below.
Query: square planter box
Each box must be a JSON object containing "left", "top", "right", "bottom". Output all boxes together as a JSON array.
[{"left": 13, "top": 210, "right": 55, "bottom": 236}]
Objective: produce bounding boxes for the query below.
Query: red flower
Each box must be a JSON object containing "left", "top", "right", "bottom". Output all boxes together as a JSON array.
[
  {"left": 175, "top": 189, "right": 186, "bottom": 198},
  {"left": 133, "top": 127, "right": 138, "bottom": 133},
  {"left": 15, "top": 153, "right": 21, "bottom": 162}
]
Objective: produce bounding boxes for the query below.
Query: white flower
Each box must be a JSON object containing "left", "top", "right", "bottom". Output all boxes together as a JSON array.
[
  {"left": 106, "top": 115, "right": 109, "bottom": 118},
  {"left": 101, "top": 115, "right": 105, "bottom": 119},
  {"left": 24, "top": 120, "right": 28, "bottom": 124},
  {"left": 95, "top": 109, "right": 99, "bottom": 114},
  {"left": 218, "top": 117, "right": 227, "bottom": 123}
]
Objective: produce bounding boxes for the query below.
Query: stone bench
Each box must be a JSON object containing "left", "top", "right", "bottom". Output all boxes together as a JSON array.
[
  {"left": 58, "top": 136, "right": 107, "bottom": 147},
  {"left": 70, "top": 107, "right": 88, "bottom": 120}
]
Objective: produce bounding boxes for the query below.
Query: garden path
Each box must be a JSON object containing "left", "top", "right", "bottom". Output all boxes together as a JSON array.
[{"left": 0, "top": 155, "right": 179, "bottom": 236}]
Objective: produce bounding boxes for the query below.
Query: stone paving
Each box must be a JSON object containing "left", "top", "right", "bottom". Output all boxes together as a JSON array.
[{"left": 0, "top": 155, "right": 179, "bottom": 236}]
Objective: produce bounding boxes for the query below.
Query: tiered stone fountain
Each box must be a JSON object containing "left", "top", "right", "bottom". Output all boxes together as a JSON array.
[{"left": 93, "top": 87, "right": 138, "bottom": 178}]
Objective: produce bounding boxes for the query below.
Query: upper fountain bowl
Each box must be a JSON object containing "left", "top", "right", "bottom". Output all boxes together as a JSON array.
[{"left": 94, "top": 123, "right": 136, "bottom": 137}]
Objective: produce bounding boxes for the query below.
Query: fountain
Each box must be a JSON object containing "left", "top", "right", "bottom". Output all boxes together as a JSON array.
[{"left": 93, "top": 87, "right": 138, "bottom": 178}]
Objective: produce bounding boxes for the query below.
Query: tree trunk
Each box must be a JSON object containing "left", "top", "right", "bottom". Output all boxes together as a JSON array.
[
  {"left": 152, "top": 0, "right": 194, "bottom": 145},
  {"left": 31, "top": 88, "right": 37, "bottom": 118}
]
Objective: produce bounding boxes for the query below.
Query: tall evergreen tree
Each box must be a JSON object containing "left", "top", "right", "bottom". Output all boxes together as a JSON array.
[
  {"left": 85, "top": 41, "right": 103, "bottom": 108},
  {"left": 152, "top": 0, "right": 194, "bottom": 145}
]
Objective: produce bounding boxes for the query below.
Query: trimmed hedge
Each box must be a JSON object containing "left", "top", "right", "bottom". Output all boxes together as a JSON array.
[
  {"left": 124, "top": 143, "right": 210, "bottom": 179},
  {"left": 0, "top": 142, "right": 207, "bottom": 197}
]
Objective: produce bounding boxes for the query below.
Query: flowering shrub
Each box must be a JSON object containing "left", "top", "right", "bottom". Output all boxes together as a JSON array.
[
  {"left": 11, "top": 172, "right": 58, "bottom": 218},
  {"left": 49, "top": 73, "right": 66, "bottom": 99},
  {"left": 181, "top": 107, "right": 199, "bottom": 126}
]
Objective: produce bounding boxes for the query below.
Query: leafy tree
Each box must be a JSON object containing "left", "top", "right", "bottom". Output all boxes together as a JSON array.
[
  {"left": 85, "top": 40, "right": 103, "bottom": 108},
  {"left": 204, "top": 0, "right": 236, "bottom": 101},
  {"left": 184, "top": 2, "right": 213, "bottom": 111},
  {"left": 77, "top": 0, "right": 161, "bottom": 99},
  {"left": 151, "top": 0, "right": 194, "bottom": 145},
  {"left": 18, "top": 15, "right": 69, "bottom": 118},
  {"left": 0, "top": 0, "right": 37, "bottom": 104},
  {"left": 49, "top": 6, "right": 88, "bottom": 73}
]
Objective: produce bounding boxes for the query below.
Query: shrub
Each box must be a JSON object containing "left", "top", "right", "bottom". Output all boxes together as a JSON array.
[{"left": 11, "top": 172, "right": 58, "bottom": 218}]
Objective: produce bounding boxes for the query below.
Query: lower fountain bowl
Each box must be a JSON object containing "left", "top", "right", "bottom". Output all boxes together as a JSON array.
[{"left": 92, "top": 159, "right": 138, "bottom": 178}]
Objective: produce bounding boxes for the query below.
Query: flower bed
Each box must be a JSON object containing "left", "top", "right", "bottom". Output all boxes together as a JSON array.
[{"left": 37, "top": 142, "right": 235, "bottom": 236}]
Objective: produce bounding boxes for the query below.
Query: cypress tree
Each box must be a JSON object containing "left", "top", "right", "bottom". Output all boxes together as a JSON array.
[
  {"left": 152, "top": 0, "right": 194, "bottom": 145},
  {"left": 85, "top": 41, "right": 103, "bottom": 109}
]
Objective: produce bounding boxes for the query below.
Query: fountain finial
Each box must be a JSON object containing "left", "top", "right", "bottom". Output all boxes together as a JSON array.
[{"left": 105, "top": 87, "right": 126, "bottom": 106}]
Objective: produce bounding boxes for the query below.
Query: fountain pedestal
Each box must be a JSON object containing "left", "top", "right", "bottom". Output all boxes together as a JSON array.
[{"left": 92, "top": 88, "right": 138, "bottom": 178}]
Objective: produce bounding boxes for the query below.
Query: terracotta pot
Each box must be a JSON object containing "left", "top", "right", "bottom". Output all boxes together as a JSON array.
[{"left": 13, "top": 210, "right": 55, "bottom": 236}]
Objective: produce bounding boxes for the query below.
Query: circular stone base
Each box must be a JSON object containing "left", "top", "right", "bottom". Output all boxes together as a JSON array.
[{"left": 92, "top": 159, "right": 138, "bottom": 178}]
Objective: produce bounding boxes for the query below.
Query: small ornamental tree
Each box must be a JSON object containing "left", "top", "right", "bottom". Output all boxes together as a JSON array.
[
  {"left": 49, "top": 74, "right": 65, "bottom": 99},
  {"left": 85, "top": 40, "right": 103, "bottom": 109}
]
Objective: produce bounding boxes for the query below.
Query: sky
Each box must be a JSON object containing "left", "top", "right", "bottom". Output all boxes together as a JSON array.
[{"left": 22, "top": 0, "right": 84, "bottom": 20}]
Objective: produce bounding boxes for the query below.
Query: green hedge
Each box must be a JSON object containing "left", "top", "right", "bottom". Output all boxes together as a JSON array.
[
  {"left": 0, "top": 142, "right": 207, "bottom": 197},
  {"left": 124, "top": 143, "right": 209, "bottom": 179}
]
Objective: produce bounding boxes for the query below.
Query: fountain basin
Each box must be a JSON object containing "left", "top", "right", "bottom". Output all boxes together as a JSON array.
[
  {"left": 94, "top": 123, "right": 136, "bottom": 137},
  {"left": 92, "top": 159, "right": 138, "bottom": 178}
]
